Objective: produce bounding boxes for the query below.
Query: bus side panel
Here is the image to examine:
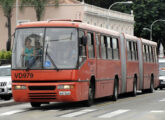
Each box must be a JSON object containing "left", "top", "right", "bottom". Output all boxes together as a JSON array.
[
  {"left": 126, "top": 62, "right": 139, "bottom": 92},
  {"left": 96, "top": 60, "right": 121, "bottom": 98},
  {"left": 77, "top": 60, "right": 92, "bottom": 101},
  {"left": 143, "top": 63, "right": 154, "bottom": 89}
]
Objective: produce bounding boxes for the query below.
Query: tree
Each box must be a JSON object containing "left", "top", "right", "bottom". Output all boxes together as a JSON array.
[
  {"left": 0, "top": 0, "right": 15, "bottom": 51},
  {"left": 79, "top": 0, "right": 165, "bottom": 55},
  {"left": 20, "top": 0, "right": 59, "bottom": 21}
]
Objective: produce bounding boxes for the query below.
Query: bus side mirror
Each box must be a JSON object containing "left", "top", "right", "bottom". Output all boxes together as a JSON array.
[{"left": 6, "top": 40, "right": 10, "bottom": 51}]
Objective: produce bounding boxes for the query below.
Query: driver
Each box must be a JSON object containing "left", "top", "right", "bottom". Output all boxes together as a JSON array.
[{"left": 22, "top": 37, "right": 35, "bottom": 67}]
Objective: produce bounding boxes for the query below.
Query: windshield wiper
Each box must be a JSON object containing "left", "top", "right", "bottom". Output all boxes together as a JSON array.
[{"left": 45, "top": 44, "right": 59, "bottom": 71}]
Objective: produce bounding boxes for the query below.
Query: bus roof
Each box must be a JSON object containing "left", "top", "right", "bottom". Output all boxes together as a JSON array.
[
  {"left": 16, "top": 20, "right": 80, "bottom": 28},
  {"left": 141, "top": 38, "right": 157, "bottom": 46},
  {"left": 123, "top": 33, "right": 139, "bottom": 42},
  {"left": 16, "top": 20, "right": 120, "bottom": 37}
]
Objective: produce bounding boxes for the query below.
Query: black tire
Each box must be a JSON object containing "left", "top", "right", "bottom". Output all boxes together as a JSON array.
[
  {"left": 4, "top": 96, "right": 12, "bottom": 100},
  {"left": 160, "top": 87, "right": 163, "bottom": 90},
  {"left": 85, "top": 83, "right": 95, "bottom": 107},
  {"left": 149, "top": 77, "right": 154, "bottom": 93},
  {"left": 112, "top": 79, "right": 118, "bottom": 101},
  {"left": 132, "top": 78, "right": 137, "bottom": 96},
  {"left": 30, "top": 102, "right": 41, "bottom": 108},
  {"left": 1, "top": 95, "right": 12, "bottom": 100}
]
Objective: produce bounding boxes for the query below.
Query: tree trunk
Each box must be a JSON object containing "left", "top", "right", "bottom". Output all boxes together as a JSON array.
[
  {"left": 7, "top": 16, "right": 11, "bottom": 51},
  {"left": 36, "top": 11, "right": 41, "bottom": 21}
]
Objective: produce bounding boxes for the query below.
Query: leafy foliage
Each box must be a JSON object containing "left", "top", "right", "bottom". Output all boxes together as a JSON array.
[
  {"left": 0, "top": 50, "right": 12, "bottom": 60},
  {"left": 79, "top": 0, "right": 165, "bottom": 54}
]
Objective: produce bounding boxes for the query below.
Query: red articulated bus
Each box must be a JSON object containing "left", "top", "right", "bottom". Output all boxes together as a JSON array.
[{"left": 11, "top": 20, "right": 159, "bottom": 107}]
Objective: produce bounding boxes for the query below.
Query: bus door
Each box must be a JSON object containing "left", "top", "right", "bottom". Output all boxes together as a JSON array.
[{"left": 87, "top": 32, "right": 96, "bottom": 77}]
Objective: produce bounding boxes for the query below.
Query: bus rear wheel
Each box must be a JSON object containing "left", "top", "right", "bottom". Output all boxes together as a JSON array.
[
  {"left": 112, "top": 79, "right": 118, "bottom": 101},
  {"left": 132, "top": 78, "right": 137, "bottom": 96},
  {"left": 149, "top": 78, "right": 154, "bottom": 93},
  {"left": 30, "top": 102, "right": 41, "bottom": 108}
]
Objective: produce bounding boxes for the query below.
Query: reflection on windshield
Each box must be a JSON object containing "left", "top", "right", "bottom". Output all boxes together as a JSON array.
[
  {"left": 12, "top": 28, "right": 78, "bottom": 70},
  {"left": 0, "top": 68, "right": 11, "bottom": 76}
]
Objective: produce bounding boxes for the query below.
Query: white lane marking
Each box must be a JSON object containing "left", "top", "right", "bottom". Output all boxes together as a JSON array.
[
  {"left": 0, "top": 110, "right": 26, "bottom": 116},
  {"left": 150, "top": 110, "right": 164, "bottom": 113},
  {"left": 160, "top": 99, "right": 165, "bottom": 102},
  {"left": 60, "top": 109, "right": 96, "bottom": 117},
  {"left": 98, "top": 109, "right": 130, "bottom": 118}
]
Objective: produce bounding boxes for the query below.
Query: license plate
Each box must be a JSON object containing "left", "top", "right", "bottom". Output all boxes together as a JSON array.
[{"left": 59, "top": 91, "right": 71, "bottom": 95}]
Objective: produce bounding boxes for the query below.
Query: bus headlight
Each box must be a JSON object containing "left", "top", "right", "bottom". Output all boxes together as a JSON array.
[
  {"left": 14, "top": 85, "right": 27, "bottom": 90},
  {"left": 58, "top": 85, "right": 74, "bottom": 89}
]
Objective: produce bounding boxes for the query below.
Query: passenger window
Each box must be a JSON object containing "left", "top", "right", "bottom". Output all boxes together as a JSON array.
[
  {"left": 151, "top": 46, "right": 154, "bottom": 62},
  {"left": 135, "top": 43, "right": 138, "bottom": 60},
  {"left": 154, "top": 47, "right": 158, "bottom": 63},
  {"left": 148, "top": 46, "right": 151, "bottom": 62},
  {"left": 101, "top": 36, "right": 106, "bottom": 59},
  {"left": 79, "top": 30, "right": 86, "bottom": 64},
  {"left": 143, "top": 45, "right": 146, "bottom": 62},
  {"left": 128, "top": 41, "right": 133, "bottom": 61},
  {"left": 87, "top": 32, "right": 95, "bottom": 58},
  {"left": 107, "top": 37, "right": 112, "bottom": 59},
  {"left": 131, "top": 42, "right": 135, "bottom": 61},
  {"left": 96, "top": 34, "right": 100, "bottom": 59},
  {"left": 112, "top": 38, "right": 119, "bottom": 60},
  {"left": 127, "top": 41, "right": 131, "bottom": 61},
  {"left": 146, "top": 45, "right": 149, "bottom": 62}
]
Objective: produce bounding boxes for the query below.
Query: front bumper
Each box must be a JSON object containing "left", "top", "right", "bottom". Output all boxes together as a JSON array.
[{"left": 12, "top": 82, "right": 88, "bottom": 103}]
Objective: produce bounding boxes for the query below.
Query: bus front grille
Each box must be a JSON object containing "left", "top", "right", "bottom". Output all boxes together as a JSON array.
[
  {"left": 29, "top": 93, "right": 56, "bottom": 100},
  {"left": 29, "top": 86, "right": 56, "bottom": 90}
]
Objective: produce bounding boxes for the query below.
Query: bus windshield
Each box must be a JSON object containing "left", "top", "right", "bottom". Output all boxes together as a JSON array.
[{"left": 12, "top": 28, "right": 78, "bottom": 70}]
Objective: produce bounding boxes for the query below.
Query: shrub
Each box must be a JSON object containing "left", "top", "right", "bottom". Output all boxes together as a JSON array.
[{"left": 0, "top": 50, "right": 12, "bottom": 60}]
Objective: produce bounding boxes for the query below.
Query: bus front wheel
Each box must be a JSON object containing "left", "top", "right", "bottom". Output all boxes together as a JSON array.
[{"left": 85, "top": 83, "right": 95, "bottom": 107}]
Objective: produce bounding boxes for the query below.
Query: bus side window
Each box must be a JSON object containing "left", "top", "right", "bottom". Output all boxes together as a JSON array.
[
  {"left": 107, "top": 37, "right": 112, "bottom": 59},
  {"left": 146, "top": 45, "right": 149, "bottom": 62},
  {"left": 143, "top": 45, "right": 145, "bottom": 62},
  {"left": 87, "top": 32, "right": 95, "bottom": 58},
  {"left": 101, "top": 35, "right": 106, "bottom": 59},
  {"left": 151, "top": 46, "right": 154, "bottom": 62},
  {"left": 154, "top": 47, "right": 158, "bottom": 63},
  {"left": 131, "top": 42, "right": 135, "bottom": 61},
  {"left": 79, "top": 30, "right": 86, "bottom": 64},
  {"left": 96, "top": 34, "right": 101, "bottom": 59},
  {"left": 127, "top": 40, "right": 132, "bottom": 61},
  {"left": 133, "top": 42, "right": 137, "bottom": 61},
  {"left": 148, "top": 46, "right": 152, "bottom": 62},
  {"left": 135, "top": 43, "right": 138, "bottom": 60},
  {"left": 104, "top": 36, "right": 108, "bottom": 59},
  {"left": 112, "top": 38, "right": 119, "bottom": 60}
]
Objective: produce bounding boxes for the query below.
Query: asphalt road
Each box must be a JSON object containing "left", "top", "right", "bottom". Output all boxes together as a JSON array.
[{"left": 0, "top": 90, "right": 165, "bottom": 120}]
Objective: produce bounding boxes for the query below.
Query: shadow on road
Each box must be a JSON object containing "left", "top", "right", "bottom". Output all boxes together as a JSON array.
[{"left": 25, "top": 90, "right": 159, "bottom": 111}]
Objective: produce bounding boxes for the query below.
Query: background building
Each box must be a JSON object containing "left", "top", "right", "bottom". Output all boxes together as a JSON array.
[{"left": 0, "top": 0, "right": 134, "bottom": 50}]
